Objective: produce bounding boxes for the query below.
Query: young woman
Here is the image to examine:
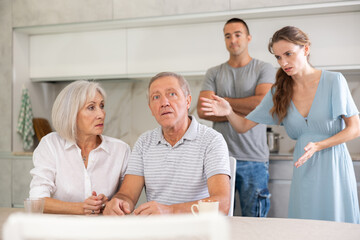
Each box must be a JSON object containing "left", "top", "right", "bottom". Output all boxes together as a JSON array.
[{"left": 201, "top": 26, "right": 360, "bottom": 223}]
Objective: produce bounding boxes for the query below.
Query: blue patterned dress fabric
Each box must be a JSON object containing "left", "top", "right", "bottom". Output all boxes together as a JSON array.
[
  {"left": 17, "top": 87, "right": 35, "bottom": 150},
  {"left": 246, "top": 71, "right": 360, "bottom": 223}
]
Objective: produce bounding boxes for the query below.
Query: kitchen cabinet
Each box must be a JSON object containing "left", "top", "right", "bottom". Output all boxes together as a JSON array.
[
  {"left": 29, "top": 29, "right": 127, "bottom": 80},
  {"left": 0, "top": 158, "right": 12, "bottom": 207},
  {"left": 0, "top": 153, "right": 33, "bottom": 208},
  {"left": 12, "top": 158, "right": 34, "bottom": 208},
  {"left": 126, "top": 22, "right": 227, "bottom": 75},
  {"left": 28, "top": 10, "right": 360, "bottom": 82},
  {"left": 233, "top": 156, "right": 293, "bottom": 218},
  {"left": 267, "top": 156, "right": 293, "bottom": 218},
  {"left": 265, "top": 155, "right": 360, "bottom": 218},
  {"left": 12, "top": 1, "right": 359, "bottom": 82}
]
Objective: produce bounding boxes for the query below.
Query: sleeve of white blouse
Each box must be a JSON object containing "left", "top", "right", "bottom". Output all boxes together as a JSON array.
[
  {"left": 29, "top": 136, "right": 57, "bottom": 198},
  {"left": 120, "top": 144, "right": 131, "bottom": 181}
]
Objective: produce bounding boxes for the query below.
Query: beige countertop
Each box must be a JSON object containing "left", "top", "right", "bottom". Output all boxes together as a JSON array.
[
  {"left": 270, "top": 153, "right": 360, "bottom": 161},
  {"left": 269, "top": 153, "right": 293, "bottom": 161},
  {"left": 5, "top": 152, "right": 360, "bottom": 161}
]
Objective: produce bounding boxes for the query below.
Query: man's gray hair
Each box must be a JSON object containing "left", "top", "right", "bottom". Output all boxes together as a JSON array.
[
  {"left": 51, "top": 80, "right": 106, "bottom": 142},
  {"left": 147, "top": 72, "right": 191, "bottom": 101}
]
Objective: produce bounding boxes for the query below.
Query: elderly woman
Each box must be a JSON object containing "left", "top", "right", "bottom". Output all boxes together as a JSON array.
[{"left": 29, "top": 80, "right": 130, "bottom": 215}]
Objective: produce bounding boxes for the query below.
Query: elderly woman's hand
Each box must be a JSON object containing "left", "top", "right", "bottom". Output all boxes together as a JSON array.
[
  {"left": 83, "top": 191, "right": 108, "bottom": 215},
  {"left": 97, "top": 193, "right": 108, "bottom": 213}
]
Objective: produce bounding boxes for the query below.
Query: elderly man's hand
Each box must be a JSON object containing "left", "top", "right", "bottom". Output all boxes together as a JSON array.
[
  {"left": 102, "top": 198, "right": 132, "bottom": 216},
  {"left": 133, "top": 201, "right": 173, "bottom": 215}
]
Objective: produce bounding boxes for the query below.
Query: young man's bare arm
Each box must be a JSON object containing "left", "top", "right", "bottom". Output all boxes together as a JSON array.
[
  {"left": 225, "top": 83, "right": 272, "bottom": 115},
  {"left": 198, "top": 91, "right": 228, "bottom": 122},
  {"left": 197, "top": 83, "right": 272, "bottom": 121}
]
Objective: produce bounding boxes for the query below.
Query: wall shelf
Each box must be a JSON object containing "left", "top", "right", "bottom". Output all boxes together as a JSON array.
[
  {"left": 30, "top": 65, "right": 360, "bottom": 83},
  {"left": 318, "top": 65, "right": 360, "bottom": 75},
  {"left": 30, "top": 71, "right": 207, "bottom": 83},
  {"left": 0, "top": 151, "right": 32, "bottom": 159}
]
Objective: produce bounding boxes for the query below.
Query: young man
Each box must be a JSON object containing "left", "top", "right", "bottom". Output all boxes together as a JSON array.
[
  {"left": 104, "top": 72, "right": 230, "bottom": 215},
  {"left": 197, "top": 18, "right": 275, "bottom": 217}
]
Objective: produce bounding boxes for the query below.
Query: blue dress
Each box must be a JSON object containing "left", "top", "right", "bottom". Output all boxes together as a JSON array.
[{"left": 247, "top": 71, "right": 360, "bottom": 223}]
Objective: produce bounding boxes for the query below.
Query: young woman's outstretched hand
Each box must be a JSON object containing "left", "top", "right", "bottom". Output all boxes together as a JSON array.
[
  {"left": 295, "top": 142, "right": 320, "bottom": 168},
  {"left": 200, "top": 95, "right": 232, "bottom": 117}
]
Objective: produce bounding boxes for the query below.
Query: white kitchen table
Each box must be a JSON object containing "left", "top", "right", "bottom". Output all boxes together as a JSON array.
[{"left": 1, "top": 208, "right": 359, "bottom": 240}]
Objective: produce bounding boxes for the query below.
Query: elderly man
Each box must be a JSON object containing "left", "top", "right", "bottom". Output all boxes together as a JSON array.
[{"left": 104, "top": 72, "right": 230, "bottom": 215}]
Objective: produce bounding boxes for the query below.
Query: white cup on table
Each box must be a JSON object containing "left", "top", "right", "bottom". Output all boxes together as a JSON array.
[
  {"left": 24, "top": 198, "right": 44, "bottom": 214},
  {"left": 191, "top": 199, "right": 219, "bottom": 216}
]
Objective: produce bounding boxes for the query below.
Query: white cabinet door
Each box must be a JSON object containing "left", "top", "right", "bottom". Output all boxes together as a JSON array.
[
  {"left": 127, "top": 22, "right": 228, "bottom": 74},
  {"left": 30, "top": 29, "right": 127, "bottom": 79},
  {"left": 28, "top": 11, "right": 359, "bottom": 80},
  {"left": 248, "top": 12, "right": 360, "bottom": 67},
  {"left": 12, "top": 158, "right": 34, "bottom": 208},
  {"left": 268, "top": 160, "right": 293, "bottom": 218},
  {"left": 0, "top": 159, "right": 12, "bottom": 207}
]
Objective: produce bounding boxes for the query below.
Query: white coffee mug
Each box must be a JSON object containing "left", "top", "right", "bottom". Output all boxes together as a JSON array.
[{"left": 191, "top": 199, "right": 219, "bottom": 215}]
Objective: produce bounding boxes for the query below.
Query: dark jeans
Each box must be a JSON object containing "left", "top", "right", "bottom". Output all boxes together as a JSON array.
[{"left": 235, "top": 160, "right": 271, "bottom": 217}]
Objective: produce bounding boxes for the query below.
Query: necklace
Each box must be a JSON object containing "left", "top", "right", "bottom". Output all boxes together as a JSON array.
[{"left": 82, "top": 156, "right": 86, "bottom": 162}]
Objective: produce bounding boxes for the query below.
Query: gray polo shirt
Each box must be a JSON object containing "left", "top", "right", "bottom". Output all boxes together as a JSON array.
[
  {"left": 202, "top": 59, "right": 276, "bottom": 162},
  {"left": 125, "top": 116, "right": 230, "bottom": 205}
]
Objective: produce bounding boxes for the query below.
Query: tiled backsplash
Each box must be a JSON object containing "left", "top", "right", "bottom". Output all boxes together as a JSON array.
[
  {"left": 98, "top": 72, "right": 360, "bottom": 154},
  {"left": 12, "top": 72, "right": 359, "bottom": 154}
]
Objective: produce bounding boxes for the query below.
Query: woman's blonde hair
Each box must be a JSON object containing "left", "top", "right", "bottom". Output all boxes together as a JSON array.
[
  {"left": 52, "top": 80, "right": 106, "bottom": 142},
  {"left": 268, "top": 26, "right": 311, "bottom": 123}
]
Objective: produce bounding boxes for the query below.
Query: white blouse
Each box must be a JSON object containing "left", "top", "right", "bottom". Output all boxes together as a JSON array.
[{"left": 29, "top": 132, "right": 130, "bottom": 202}]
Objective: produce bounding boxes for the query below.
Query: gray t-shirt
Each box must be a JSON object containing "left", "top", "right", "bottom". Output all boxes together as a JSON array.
[
  {"left": 125, "top": 116, "right": 230, "bottom": 205},
  {"left": 201, "top": 59, "right": 276, "bottom": 162}
]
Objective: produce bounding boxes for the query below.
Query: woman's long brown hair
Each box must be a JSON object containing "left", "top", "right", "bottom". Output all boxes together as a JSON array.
[{"left": 268, "top": 26, "right": 311, "bottom": 123}]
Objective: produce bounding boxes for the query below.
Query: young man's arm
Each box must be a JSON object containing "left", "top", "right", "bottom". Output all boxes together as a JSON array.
[
  {"left": 197, "top": 83, "right": 272, "bottom": 121},
  {"left": 197, "top": 90, "right": 228, "bottom": 122},
  {"left": 225, "top": 83, "right": 273, "bottom": 115}
]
